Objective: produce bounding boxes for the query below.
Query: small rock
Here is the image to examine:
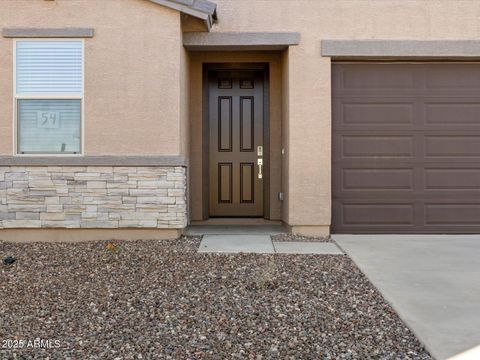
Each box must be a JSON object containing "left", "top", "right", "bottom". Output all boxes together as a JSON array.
[{"left": 3, "top": 256, "right": 15, "bottom": 265}]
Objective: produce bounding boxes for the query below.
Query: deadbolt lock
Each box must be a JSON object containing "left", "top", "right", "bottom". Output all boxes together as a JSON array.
[{"left": 257, "top": 146, "right": 263, "bottom": 156}]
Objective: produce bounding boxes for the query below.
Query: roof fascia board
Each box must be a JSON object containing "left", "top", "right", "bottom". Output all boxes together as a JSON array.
[
  {"left": 322, "top": 40, "right": 480, "bottom": 58},
  {"left": 183, "top": 32, "right": 300, "bottom": 51}
]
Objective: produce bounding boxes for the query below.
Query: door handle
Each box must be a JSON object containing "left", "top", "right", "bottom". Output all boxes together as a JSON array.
[{"left": 257, "top": 158, "right": 263, "bottom": 179}]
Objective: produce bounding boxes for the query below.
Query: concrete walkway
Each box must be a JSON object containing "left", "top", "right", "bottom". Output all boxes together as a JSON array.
[
  {"left": 198, "top": 235, "right": 344, "bottom": 255},
  {"left": 334, "top": 235, "right": 480, "bottom": 360},
  {"left": 186, "top": 225, "right": 286, "bottom": 236}
]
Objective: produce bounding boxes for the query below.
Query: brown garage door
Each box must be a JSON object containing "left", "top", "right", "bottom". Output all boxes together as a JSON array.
[{"left": 332, "top": 63, "right": 480, "bottom": 233}]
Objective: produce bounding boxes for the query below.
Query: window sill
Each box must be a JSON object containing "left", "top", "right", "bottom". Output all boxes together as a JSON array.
[{"left": 0, "top": 155, "right": 187, "bottom": 167}]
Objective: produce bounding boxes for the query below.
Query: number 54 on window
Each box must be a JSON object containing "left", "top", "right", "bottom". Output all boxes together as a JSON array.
[{"left": 36, "top": 111, "right": 60, "bottom": 129}]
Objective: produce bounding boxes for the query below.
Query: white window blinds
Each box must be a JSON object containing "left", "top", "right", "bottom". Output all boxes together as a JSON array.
[{"left": 16, "top": 41, "right": 83, "bottom": 94}]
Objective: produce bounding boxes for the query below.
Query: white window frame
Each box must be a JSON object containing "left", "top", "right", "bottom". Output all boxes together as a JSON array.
[{"left": 13, "top": 38, "right": 85, "bottom": 156}]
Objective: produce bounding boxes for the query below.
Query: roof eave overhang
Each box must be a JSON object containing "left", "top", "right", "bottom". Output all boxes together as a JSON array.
[{"left": 148, "top": 0, "right": 217, "bottom": 31}]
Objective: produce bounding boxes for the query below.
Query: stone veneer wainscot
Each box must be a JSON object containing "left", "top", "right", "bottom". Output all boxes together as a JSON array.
[{"left": 0, "top": 166, "right": 187, "bottom": 229}]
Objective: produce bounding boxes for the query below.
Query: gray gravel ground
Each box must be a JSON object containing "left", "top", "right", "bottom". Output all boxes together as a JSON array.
[
  {"left": 0, "top": 236, "right": 430, "bottom": 359},
  {"left": 272, "top": 233, "right": 332, "bottom": 242}
]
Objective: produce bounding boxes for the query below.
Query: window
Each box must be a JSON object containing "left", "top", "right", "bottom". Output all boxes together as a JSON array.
[{"left": 15, "top": 40, "right": 83, "bottom": 154}]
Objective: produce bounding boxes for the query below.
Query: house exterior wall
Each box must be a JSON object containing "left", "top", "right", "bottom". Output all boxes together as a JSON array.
[
  {"left": 0, "top": 0, "right": 188, "bottom": 236},
  {"left": 207, "top": 0, "right": 480, "bottom": 236},
  {"left": 0, "top": 0, "right": 182, "bottom": 156},
  {"left": 2, "top": 0, "right": 480, "bottom": 237}
]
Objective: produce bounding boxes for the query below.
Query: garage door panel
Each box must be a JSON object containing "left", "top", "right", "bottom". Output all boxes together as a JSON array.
[
  {"left": 425, "top": 135, "right": 480, "bottom": 158},
  {"left": 340, "top": 102, "right": 414, "bottom": 126},
  {"left": 334, "top": 192, "right": 480, "bottom": 200},
  {"left": 335, "top": 98, "right": 480, "bottom": 130},
  {"left": 425, "top": 102, "right": 480, "bottom": 126},
  {"left": 425, "top": 65, "right": 480, "bottom": 90},
  {"left": 333, "top": 200, "right": 416, "bottom": 229},
  {"left": 342, "top": 203, "right": 414, "bottom": 225},
  {"left": 425, "top": 168, "right": 480, "bottom": 190},
  {"left": 339, "top": 135, "right": 414, "bottom": 158},
  {"left": 334, "top": 160, "right": 480, "bottom": 168},
  {"left": 334, "top": 199, "right": 480, "bottom": 232},
  {"left": 333, "top": 63, "right": 480, "bottom": 233},
  {"left": 425, "top": 204, "right": 480, "bottom": 225},
  {"left": 335, "top": 64, "right": 417, "bottom": 90},
  {"left": 341, "top": 168, "right": 413, "bottom": 190},
  {"left": 335, "top": 165, "right": 480, "bottom": 197},
  {"left": 333, "top": 97, "right": 417, "bottom": 129}
]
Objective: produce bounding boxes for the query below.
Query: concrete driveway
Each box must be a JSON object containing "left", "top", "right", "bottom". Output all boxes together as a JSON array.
[{"left": 333, "top": 235, "right": 480, "bottom": 360}]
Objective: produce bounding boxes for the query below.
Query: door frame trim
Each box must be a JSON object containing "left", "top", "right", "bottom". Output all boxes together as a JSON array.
[{"left": 202, "top": 63, "right": 270, "bottom": 219}]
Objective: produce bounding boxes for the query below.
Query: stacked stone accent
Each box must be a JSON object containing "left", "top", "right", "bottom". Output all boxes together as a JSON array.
[{"left": 0, "top": 166, "right": 187, "bottom": 229}]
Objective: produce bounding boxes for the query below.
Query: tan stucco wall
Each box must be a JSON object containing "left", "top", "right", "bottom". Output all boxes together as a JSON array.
[
  {"left": 4, "top": 0, "right": 480, "bottom": 233},
  {"left": 207, "top": 0, "right": 480, "bottom": 230},
  {"left": 0, "top": 31, "right": 12, "bottom": 156},
  {"left": 181, "top": 14, "right": 207, "bottom": 33},
  {"left": 188, "top": 51, "right": 283, "bottom": 221},
  {"left": 180, "top": 48, "right": 190, "bottom": 158},
  {"left": 0, "top": 0, "right": 183, "bottom": 156},
  {"left": 280, "top": 49, "right": 290, "bottom": 224}
]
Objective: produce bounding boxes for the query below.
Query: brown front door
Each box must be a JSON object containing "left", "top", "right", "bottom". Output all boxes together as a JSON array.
[{"left": 209, "top": 70, "right": 264, "bottom": 217}]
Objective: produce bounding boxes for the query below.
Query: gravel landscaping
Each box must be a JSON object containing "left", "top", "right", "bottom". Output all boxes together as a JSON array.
[
  {"left": 0, "top": 236, "right": 430, "bottom": 359},
  {"left": 272, "top": 233, "right": 332, "bottom": 242}
]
